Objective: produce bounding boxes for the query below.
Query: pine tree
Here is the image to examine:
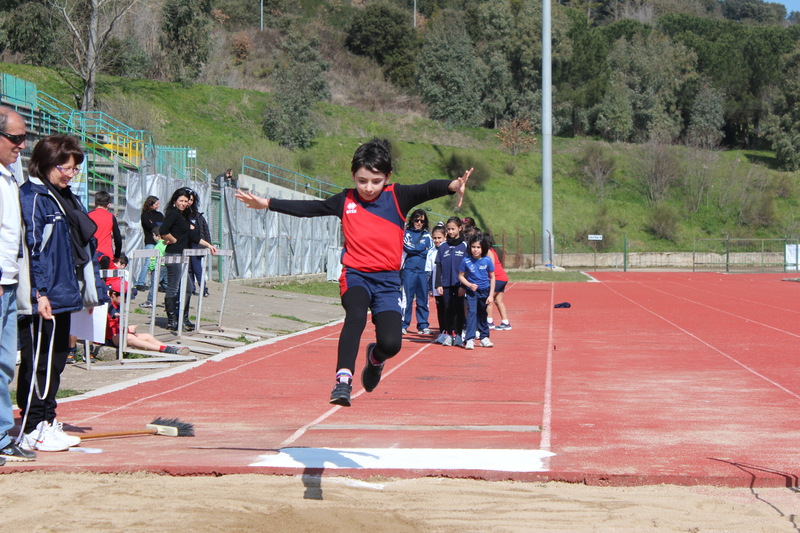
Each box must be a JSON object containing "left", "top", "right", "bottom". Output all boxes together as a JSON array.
[{"left": 416, "top": 11, "right": 483, "bottom": 127}]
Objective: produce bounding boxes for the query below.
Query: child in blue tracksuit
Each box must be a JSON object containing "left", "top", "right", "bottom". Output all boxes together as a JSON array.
[
  {"left": 428, "top": 225, "right": 446, "bottom": 339},
  {"left": 458, "top": 233, "right": 495, "bottom": 350},
  {"left": 435, "top": 216, "right": 467, "bottom": 347},
  {"left": 401, "top": 209, "right": 433, "bottom": 334}
]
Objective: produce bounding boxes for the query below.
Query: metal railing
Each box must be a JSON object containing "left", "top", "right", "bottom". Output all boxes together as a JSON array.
[{"left": 242, "top": 157, "right": 345, "bottom": 198}]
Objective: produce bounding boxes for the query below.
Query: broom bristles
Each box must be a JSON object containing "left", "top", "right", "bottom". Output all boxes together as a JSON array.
[{"left": 149, "top": 417, "right": 195, "bottom": 437}]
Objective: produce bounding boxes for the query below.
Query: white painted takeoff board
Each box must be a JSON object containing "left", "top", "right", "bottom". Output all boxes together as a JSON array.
[{"left": 251, "top": 448, "right": 555, "bottom": 472}]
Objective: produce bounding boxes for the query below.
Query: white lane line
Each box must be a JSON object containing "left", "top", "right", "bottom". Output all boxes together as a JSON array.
[
  {"left": 277, "top": 342, "right": 435, "bottom": 448},
  {"left": 71, "top": 324, "right": 342, "bottom": 425},
  {"left": 618, "top": 278, "right": 800, "bottom": 339},
  {"left": 601, "top": 282, "right": 800, "bottom": 401},
  {"left": 310, "top": 424, "right": 541, "bottom": 432},
  {"left": 540, "top": 283, "right": 555, "bottom": 453},
  {"left": 652, "top": 278, "right": 800, "bottom": 317},
  {"left": 252, "top": 447, "right": 555, "bottom": 472}
]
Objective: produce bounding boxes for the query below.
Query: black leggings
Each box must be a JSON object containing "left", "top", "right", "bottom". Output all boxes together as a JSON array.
[
  {"left": 17, "top": 313, "right": 72, "bottom": 434},
  {"left": 338, "top": 287, "right": 402, "bottom": 373},
  {"left": 442, "top": 285, "right": 465, "bottom": 335}
]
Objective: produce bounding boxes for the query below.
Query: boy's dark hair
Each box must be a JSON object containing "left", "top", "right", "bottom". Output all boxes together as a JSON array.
[
  {"left": 95, "top": 190, "right": 112, "bottom": 207},
  {"left": 351, "top": 138, "right": 393, "bottom": 175},
  {"left": 117, "top": 252, "right": 129, "bottom": 266},
  {"left": 468, "top": 233, "right": 489, "bottom": 257}
]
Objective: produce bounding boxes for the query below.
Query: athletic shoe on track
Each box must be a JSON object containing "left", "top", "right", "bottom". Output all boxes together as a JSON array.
[
  {"left": 494, "top": 323, "right": 512, "bottom": 331},
  {"left": 419, "top": 328, "right": 433, "bottom": 335},
  {"left": 480, "top": 337, "right": 494, "bottom": 348},
  {"left": 488, "top": 322, "right": 495, "bottom": 330},
  {"left": 454, "top": 335, "right": 463, "bottom": 348},
  {"left": 329, "top": 381, "right": 352, "bottom": 407},
  {"left": 0, "top": 441, "right": 36, "bottom": 462},
  {"left": 442, "top": 335, "right": 453, "bottom": 347},
  {"left": 50, "top": 419, "right": 81, "bottom": 447},
  {"left": 361, "top": 343, "right": 384, "bottom": 393},
  {"left": 435, "top": 333, "right": 448, "bottom": 344},
  {"left": 401, "top": 328, "right": 408, "bottom": 335},
  {"left": 20, "top": 422, "right": 69, "bottom": 452},
  {"left": 464, "top": 339, "right": 475, "bottom": 350}
]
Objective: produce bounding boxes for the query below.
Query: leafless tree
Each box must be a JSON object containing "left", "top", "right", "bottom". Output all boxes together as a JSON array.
[
  {"left": 634, "top": 141, "right": 681, "bottom": 206},
  {"left": 51, "top": 0, "right": 140, "bottom": 110},
  {"left": 579, "top": 142, "right": 616, "bottom": 204}
]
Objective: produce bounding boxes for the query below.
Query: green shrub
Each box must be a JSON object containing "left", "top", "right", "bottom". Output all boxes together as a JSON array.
[
  {"left": 443, "top": 152, "right": 491, "bottom": 190},
  {"left": 646, "top": 203, "right": 680, "bottom": 242}
]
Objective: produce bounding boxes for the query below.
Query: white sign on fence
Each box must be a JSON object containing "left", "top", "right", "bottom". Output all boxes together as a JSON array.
[
  {"left": 787, "top": 244, "right": 799, "bottom": 271},
  {"left": 588, "top": 234, "right": 603, "bottom": 241}
]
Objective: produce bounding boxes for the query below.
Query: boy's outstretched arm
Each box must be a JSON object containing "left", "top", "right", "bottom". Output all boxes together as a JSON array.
[
  {"left": 449, "top": 168, "right": 472, "bottom": 209},
  {"left": 235, "top": 190, "right": 270, "bottom": 210}
]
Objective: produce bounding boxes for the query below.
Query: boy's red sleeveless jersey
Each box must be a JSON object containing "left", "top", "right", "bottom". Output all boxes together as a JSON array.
[{"left": 341, "top": 184, "right": 405, "bottom": 272}]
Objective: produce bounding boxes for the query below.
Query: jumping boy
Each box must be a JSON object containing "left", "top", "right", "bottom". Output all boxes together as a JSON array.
[{"left": 235, "top": 139, "right": 470, "bottom": 406}]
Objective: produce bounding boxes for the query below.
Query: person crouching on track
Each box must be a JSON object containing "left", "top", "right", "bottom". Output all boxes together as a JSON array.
[
  {"left": 17, "top": 134, "right": 108, "bottom": 452},
  {"left": 458, "top": 233, "right": 495, "bottom": 350},
  {"left": 105, "top": 279, "right": 189, "bottom": 356},
  {"left": 235, "top": 139, "right": 470, "bottom": 407}
]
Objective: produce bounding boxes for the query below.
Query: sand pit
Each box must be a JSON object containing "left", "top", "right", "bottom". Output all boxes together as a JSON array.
[{"left": 2, "top": 472, "right": 800, "bottom": 532}]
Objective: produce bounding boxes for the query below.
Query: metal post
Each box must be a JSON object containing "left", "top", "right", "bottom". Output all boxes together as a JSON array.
[
  {"left": 726, "top": 235, "right": 730, "bottom": 273},
  {"left": 624, "top": 234, "right": 628, "bottom": 272},
  {"left": 541, "top": 0, "right": 553, "bottom": 266}
]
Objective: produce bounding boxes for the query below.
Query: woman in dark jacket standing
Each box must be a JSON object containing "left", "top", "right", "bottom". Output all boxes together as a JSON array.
[
  {"left": 185, "top": 189, "right": 211, "bottom": 297},
  {"left": 134, "top": 195, "right": 165, "bottom": 290},
  {"left": 17, "top": 135, "right": 107, "bottom": 452},
  {"left": 159, "top": 187, "right": 216, "bottom": 331}
]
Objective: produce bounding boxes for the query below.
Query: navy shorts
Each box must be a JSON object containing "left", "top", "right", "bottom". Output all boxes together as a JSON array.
[
  {"left": 495, "top": 280, "right": 508, "bottom": 293},
  {"left": 339, "top": 267, "right": 403, "bottom": 315}
]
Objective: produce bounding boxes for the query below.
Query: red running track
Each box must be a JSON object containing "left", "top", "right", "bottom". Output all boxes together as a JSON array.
[{"left": 6, "top": 272, "right": 800, "bottom": 487}]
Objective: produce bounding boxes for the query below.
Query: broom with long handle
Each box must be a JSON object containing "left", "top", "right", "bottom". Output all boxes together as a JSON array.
[{"left": 76, "top": 417, "right": 195, "bottom": 440}]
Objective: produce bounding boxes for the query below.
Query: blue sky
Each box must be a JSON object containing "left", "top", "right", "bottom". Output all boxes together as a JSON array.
[{"left": 776, "top": 0, "right": 800, "bottom": 15}]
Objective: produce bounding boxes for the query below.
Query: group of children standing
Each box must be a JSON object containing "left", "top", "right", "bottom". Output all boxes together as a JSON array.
[{"left": 413, "top": 216, "right": 511, "bottom": 350}]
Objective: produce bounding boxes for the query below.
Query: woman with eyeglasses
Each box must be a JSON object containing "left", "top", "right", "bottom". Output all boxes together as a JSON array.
[
  {"left": 401, "top": 209, "right": 434, "bottom": 335},
  {"left": 158, "top": 188, "right": 217, "bottom": 331},
  {"left": 17, "top": 134, "right": 108, "bottom": 452}
]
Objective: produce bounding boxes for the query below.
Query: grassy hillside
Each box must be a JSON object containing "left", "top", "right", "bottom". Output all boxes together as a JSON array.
[{"left": 3, "top": 63, "right": 799, "bottom": 254}]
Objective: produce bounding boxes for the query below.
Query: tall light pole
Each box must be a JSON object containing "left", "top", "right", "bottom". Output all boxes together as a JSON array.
[
  {"left": 413, "top": 0, "right": 417, "bottom": 28},
  {"left": 260, "top": 0, "right": 263, "bottom": 30},
  {"left": 541, "top": 0, "right": 553, "bottom": 266}
]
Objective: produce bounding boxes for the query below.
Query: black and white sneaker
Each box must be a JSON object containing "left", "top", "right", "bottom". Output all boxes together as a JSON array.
[
  {"left": 0, "top": 441, "right": 36, "bottom": 461},
  {"left": 329, "top": 381, "right": 352, "bottom": 406},
  {"left": 361, "top": 343, "right": 384, "bottom": 393}
]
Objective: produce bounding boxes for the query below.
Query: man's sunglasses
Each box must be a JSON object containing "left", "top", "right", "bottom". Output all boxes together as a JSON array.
[{"left": 0, "top": 130, "right": 26, "bottom": 145}]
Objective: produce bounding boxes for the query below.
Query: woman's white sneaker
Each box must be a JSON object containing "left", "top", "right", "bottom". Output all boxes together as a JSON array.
[
  {"left": 20, "top": 421, "right": 69, "bottom": 452},
  {"left": 51, "top": 419, "right": 82, "bottom": 447}
]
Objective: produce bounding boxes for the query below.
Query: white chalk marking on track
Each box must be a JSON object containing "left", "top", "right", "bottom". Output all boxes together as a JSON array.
[{"left": 540, "top": 283, "right": 555, "bottom": 456}]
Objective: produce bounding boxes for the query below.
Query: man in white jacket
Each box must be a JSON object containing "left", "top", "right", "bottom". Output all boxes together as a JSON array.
[{"left": 0, "top": 107, "right": 36, "bottom": 464}]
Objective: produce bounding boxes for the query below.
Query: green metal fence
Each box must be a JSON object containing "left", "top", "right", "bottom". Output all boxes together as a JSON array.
[{"left": 692, "top": 238, "right": 800, "bottom": 273}]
